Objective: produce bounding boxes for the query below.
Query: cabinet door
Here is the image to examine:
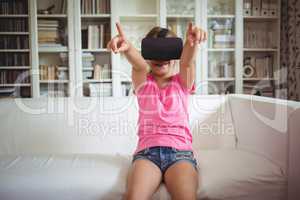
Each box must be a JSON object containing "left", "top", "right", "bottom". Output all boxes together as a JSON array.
[
  {"left": 117, "top": 0, "right": 159, "bottom": 96},
  {"left": 206, "top": 0, "right": 236, "bottom": 94},
  {"left": 37, "top": 0, "right": 71, "bottom": 97},
  {"left": 80, "top": 0, "right": 112, "bottom": 97},
  {"left": 166, "top": 0, "right": 196, "bottom": 75}
]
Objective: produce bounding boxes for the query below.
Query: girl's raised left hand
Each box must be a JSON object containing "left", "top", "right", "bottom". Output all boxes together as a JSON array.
[{"left": 186, "top": 22, "right": 207, "bottom": 47}]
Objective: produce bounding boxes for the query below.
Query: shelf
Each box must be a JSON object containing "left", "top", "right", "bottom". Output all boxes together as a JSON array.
[
  {"left": 38, "top": 46, "right": 68, "bottom": 53},
  {"left": 83, "top": 79, "right": 112, "bottom": 83},
  {"left": 244, "top": 16, "right": 279, "bottom": 21},
  {"left": 0, "top": 83, "right": 31, "bottom": 87},
  {"left": 207, "top": 78, "right": 235, "bottom": 82},
  {"left": 82, "top": 49, "right": 109, "bottom": 53},
  {"left": 0, "top": 66, "right": 30, "bottom": 69},
  {"left": 120, "top": 14, "right": 158, "bottom": 20},
  {"left": 208, "top": 15, "right": 235, "bottom": 19},
  {"left": 0, "top": 32, "right": 29, "bottom": 35},
  {"left": 167, "top": 15, "right": 194, "bottom": 19},
  {"left": 243, "top": 48, "right": 278, "bottom": 52},
  {"left": 121, "top": 78, "right": 132, "bottom": 83},
  {"left": 37, "top": 14, "right": 67, "bottom": 18},
  {"left": 82, "top": 67, "right": 94, "bottom": 71},
  {"left": 40, "top": 80, "right": 69, "bottom": 83},
  {"left": 208, "top": 48, "right": 235, "bottom": 52},
  {"left": 0, "top": 15, "right": 28, "bottom": 18},
  {"left": 0, "top": 49, "right": 30, "bottom": 52},
  {"left": 243, "top": 78, "right": 277, "bottom": 81},
  {"left": 81, "top": 14, "right": 111, "bottom": 18}
]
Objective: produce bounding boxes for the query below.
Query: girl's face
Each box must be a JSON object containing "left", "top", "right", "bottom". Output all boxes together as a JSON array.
[{"left": 148, "top": 60, "right": 175, "bottom": 77}]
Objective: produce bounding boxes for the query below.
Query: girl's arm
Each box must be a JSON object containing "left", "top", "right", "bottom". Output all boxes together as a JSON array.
[
  {"left": 179, "top": 23, "right": 207, "bottom": 91},
  {"left": 107, "top": 23, "right": 148, "bottom": 92}
]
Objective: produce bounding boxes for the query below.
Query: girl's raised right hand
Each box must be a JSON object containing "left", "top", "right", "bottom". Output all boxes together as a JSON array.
[{"left": 106, "top": 22, "right": 130, "bottom": 54}]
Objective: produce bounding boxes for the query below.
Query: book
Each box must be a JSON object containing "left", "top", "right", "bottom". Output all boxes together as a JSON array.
[
  {"left": 82, "top": 23, "right": 109, "bottom": 49},
  {"left": 81, "top": 0, "right": 110, "bottom": 14},
  {"left": 0, "top": 0, "right": 28, "bottom": 15}
]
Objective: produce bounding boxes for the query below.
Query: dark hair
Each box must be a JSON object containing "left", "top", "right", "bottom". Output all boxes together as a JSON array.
[
  {"left": 145, "top": 26, "right": 177, "bottom": 38},
  {"left": 144, "top": 27, "right": 177, "bottom": 74}
]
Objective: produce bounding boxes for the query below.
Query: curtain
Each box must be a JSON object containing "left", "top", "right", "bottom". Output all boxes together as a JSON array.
[{"left": 280, "top": 0, "right": 300, "bottom": 101}]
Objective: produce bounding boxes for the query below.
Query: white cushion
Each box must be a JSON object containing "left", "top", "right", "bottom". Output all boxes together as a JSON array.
[
  {"left": 195, "top": 149, "right": 286, "bottom": 200},
  {"left": 0, "top": 150, "right": 286, "bottom": 200}
]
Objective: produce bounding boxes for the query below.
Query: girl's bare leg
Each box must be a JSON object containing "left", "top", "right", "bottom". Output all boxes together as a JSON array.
[{"left": 123, "top": 159, "right": 162, "bottom": 200}]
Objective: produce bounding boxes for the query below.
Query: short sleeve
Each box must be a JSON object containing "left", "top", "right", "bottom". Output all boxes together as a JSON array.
[
  {"left": 174, "top": 73, "right": 196, "bottom": 94},
  {"left": 132, "top": 74, "right": 152, "bottom": 96}
]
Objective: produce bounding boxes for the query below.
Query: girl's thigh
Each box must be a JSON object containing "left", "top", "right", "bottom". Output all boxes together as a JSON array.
[{"left": 124, "top": 159, "right": 163, "bottom": 200}]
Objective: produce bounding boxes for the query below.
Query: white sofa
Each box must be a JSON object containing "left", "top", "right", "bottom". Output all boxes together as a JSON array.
[{"left": 0, "top": 94, "right": 299, "bottom": 200}]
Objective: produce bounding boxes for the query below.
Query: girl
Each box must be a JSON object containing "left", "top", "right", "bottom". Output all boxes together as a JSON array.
[{"left": 107, "top": 22, "right": 207, "bottom": 200}]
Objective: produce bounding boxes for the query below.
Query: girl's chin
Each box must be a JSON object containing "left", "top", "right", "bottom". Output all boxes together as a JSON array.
[{"left": 152, "top": 68, "right": 169, "bottom": 75}]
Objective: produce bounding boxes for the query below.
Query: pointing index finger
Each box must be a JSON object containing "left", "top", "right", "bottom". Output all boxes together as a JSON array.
[
  {"left": 188, "top": 22, "right": 193, "bottom": 32},
  {"left": 116, "top": 22, "right": 125, "bottom": 37}
]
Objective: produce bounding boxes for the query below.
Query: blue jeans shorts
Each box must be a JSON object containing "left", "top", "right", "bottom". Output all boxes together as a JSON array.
[{"left": 132, "top": 146, "right": 198, "bottom": 176}]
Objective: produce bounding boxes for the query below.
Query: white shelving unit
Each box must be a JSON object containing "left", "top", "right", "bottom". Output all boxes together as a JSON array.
[{"left": 0, "top": 0, "right": 281, "bottom": 98}]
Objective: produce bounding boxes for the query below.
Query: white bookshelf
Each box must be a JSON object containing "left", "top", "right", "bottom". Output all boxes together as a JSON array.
[{"left": 0, "top": 0, "right": 282, "bottom": 98}]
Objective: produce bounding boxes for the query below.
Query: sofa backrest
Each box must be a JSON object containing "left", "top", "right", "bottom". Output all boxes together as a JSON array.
[
  {"left": 0, "top": 95, "right": 237, "bottom": 155},
  {"left": 0, "top": 97, "right": 139, "bottom": 155},
  {"left": 229, "top": 94, "right": 299, "bottom": 173},
  {"left": 190, "top": 95, "right": 237, "bottom": 150}
]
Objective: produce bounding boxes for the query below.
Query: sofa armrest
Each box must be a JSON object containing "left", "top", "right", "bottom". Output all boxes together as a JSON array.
[
  {"left": 229, "top": 95, "right": 297, "bottom": 174},
  {"left": 288, "top": 108, "right": 300, "bottom": 200}
]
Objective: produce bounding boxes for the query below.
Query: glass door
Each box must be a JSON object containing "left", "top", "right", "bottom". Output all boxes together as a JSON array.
[{"left": 206, "top": 0, "right": 236, "bottom": 94}]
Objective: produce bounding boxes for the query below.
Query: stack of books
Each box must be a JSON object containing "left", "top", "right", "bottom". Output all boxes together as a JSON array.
[
  {"left": 89, "top": 83, "right": 112, "bottom": 97},
  {"left": 40, "top": 84, "right": 67, "bottom": 97},
  {"left": 38, "top": 19, "right": 64, "bottom": 48},
  {"left": 82, "top": 53, "right": 95, "bottom": 79},
  {"left": 82, "top": 53, "right": 95, "bottom": 68}
]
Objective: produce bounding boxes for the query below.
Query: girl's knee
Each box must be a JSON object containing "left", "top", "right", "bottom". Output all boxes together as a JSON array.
[{"left": 123, "top": 189, "right": 151, "bottom": 200}]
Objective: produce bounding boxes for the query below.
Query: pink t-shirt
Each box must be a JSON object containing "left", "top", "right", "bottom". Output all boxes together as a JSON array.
[{"left": 134, "top": 72, "right": 195, "bottom": 154}]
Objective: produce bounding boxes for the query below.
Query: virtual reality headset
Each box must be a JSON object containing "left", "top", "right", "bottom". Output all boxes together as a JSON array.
[{"left": 141, "top": 28, "right": 183, "bottom": 61}]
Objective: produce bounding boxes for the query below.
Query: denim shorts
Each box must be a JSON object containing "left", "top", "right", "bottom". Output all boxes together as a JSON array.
[{"left": 132, "top": 146, "right": 198, "bottom": 176}]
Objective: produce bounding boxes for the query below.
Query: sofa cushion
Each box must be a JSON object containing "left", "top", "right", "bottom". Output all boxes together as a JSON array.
[
  {"left": 0, "top": 150, "right": 286, "bottom": 200},
  {"left": 194, "top": 149, "right": 286, "bottom": 200}
]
